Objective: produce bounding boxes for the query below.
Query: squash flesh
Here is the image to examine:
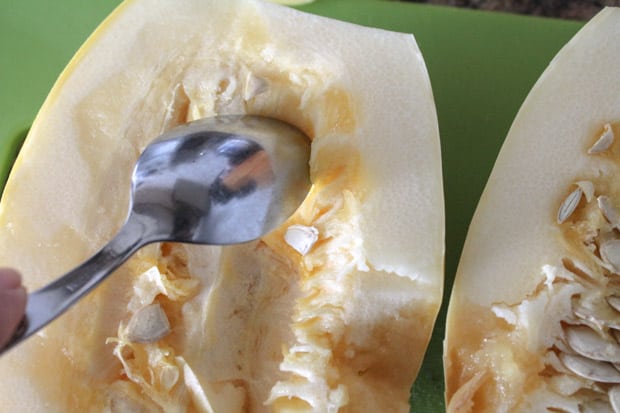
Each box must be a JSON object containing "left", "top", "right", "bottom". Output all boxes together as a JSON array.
[
  {"left": 445, "top": 7, "right": 620, "bottom": 412},
  {"left": 0, "top": 0, "right": 443, "bottom": 412}
]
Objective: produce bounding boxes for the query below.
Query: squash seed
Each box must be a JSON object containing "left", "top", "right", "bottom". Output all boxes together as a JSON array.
[
  {"left": 573, "top": 297, "right": 620, "bottom": 330},
  {"left": 577, "top": 181, "right": 595, "bottom": 203},
  {"left": 558, "top": 187, "right": 584, "bottom": 224},
  {"left": 582, "top": 399, "right": 615, "bottom": 413},
  {"left": 600, "top": 240, "right": 620, "bottom": 273},
  {"left": 610, "top": 385, "right": 620, "bottom": 413},
  {"left": 588, "top": 123, "right": 615, "bottom": 154},
  {"left": 549, "top": 373, "right": 587, "bottom": 397},
  {"left": 598, "top": 196, "right": 620, "bottom": 227},
  {"left": 284, "top": 225, "right": 319, "bottom": 256},
  {"left": 559, "top": 352, "right": 620, "bottom": 383},
  {"left": 608, "top": 296, "right": 620, "bottom": 313},
  {"left": 125, "top": 302, "right": 171, "bottom": 343},
  {"left": 243, "top": 72, "right": 269, "bottom": 101},
  {"left": 564, "top": 325, "right": 620, "bottom": 363}
]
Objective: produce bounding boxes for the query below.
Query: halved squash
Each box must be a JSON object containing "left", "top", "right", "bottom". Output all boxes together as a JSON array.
[
  {"left": 0, "top": 0, "right": 444, "bottom": 412},
  {"left": 445, "top": 7, "right": 620, "bottom": 412}
]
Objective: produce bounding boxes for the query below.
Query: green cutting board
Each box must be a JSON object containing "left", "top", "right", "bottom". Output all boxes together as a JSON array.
[{"left": 0, "top": 0, "right": 583, "bottom": 410}]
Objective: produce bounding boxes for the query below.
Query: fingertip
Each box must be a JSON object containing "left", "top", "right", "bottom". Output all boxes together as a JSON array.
[
  {"left": 0, "top": 268, "right": 22, "bottom": 289},
  {"left": 12, "top": 285, "right": 27, "bottom": 309},
  {"left": 0, "top": 287, "right": 28, "bottom": 349}
]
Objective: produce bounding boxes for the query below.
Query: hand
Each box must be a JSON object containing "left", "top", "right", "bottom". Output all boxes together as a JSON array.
[{"left": 0, "top": 269, "right": 27, "bottom": 349}]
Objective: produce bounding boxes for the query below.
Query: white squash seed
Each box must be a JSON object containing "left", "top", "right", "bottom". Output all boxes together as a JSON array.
[
  {"left": 125, "top": 302, "right": 171, "bottom": 343},
  {"left": 573, "top": 296, "right": 620, "bottom": 330},
  {"left": 608, "top": 296, "right": 620, "bottom": 313},
  {"left": 609, "top": 385, "right": 620, "bottom": 413},
  {"left": 564, "top": 325, "right": 620, "bottom": 363},
  {"left": 559, "top": 353, "right": 620, "bottom": 383},
  {"left": 576, "top": 180, "right": 595, "bottom": 202},
  {"left": 284, "top": 225, "right": 319, "bottom": 256},
  {"left": 600, "top": 240, "right": 620, "bottom": 273},
  {"left": 581, "top": 399, "right": 615, "bottom": 413},
  {"left": 598, "top": 195, "right": 620, "bottom": 227},
  {"left": 558, "top": 187, "right": 583, "bottom": 224},
  {"left": 588, "top": 123, "right": 615, "bottom": 154}
]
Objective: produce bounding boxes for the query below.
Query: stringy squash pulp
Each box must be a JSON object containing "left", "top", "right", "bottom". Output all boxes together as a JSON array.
[
  {"left": 0, "top": 0, "right": 443, "bottom": 412},
  {"left": 445, "top": 8, "right": 620, "bottom": 412}
]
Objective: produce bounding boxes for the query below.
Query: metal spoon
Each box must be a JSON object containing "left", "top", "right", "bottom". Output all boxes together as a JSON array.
[{"left": 2, "top": 114, "right": 310, "bottom": 354}]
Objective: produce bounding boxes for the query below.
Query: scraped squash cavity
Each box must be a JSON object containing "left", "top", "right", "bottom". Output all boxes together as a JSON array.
[
  {"left": 0, "top": 0, "right": 443, "bottom": 412},
  {"left": 445, "top": 7, "right": 620, "bottom": 412}
]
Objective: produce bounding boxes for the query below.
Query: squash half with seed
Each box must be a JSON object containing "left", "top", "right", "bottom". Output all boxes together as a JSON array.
[
  {"left": 0, "top": 0, "right": 444, "bottom": 412},
  {"left": 444, "top": 7, "right": 620, "bottom": 413}
]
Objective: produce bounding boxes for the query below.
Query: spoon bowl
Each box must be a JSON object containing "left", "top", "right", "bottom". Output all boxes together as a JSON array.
[
  {"left": 131, "top": 115, "right": 310, "bottom": 244},
  {"left": 2, "top": 115, "right": 310, "bottom": 354}
]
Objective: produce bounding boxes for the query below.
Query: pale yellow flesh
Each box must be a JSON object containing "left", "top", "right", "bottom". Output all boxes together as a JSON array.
[
  {"left": 0, "top": 0, "right": 443, "bottom": 412},
  {"left": 445, "top": 7, "right": 620, "bottom": 412}
]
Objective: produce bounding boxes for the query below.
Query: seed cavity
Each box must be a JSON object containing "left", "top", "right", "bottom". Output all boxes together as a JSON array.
[
  {"left": 588, "top": 123, "right": 615, "bottom": 154},
  {"left": 520, "top": 122, "right": 620, "bottom": 409},
  {"left": 558, "top": 187, "right": 584, "bottom": 224}
]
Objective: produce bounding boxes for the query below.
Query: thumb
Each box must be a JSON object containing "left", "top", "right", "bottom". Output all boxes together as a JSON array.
[{"left": 0, "top": 269, "right": 27, "bottom": 349}]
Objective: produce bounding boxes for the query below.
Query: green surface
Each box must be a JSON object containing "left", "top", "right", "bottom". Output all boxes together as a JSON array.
[{"left": 0, "top": 0, "right": 583, "bottom": 411}]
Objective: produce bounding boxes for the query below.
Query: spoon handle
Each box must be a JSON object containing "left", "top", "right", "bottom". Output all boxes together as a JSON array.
[{"left": 1, "top": 214, "right": 149, "bottom": 354}]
